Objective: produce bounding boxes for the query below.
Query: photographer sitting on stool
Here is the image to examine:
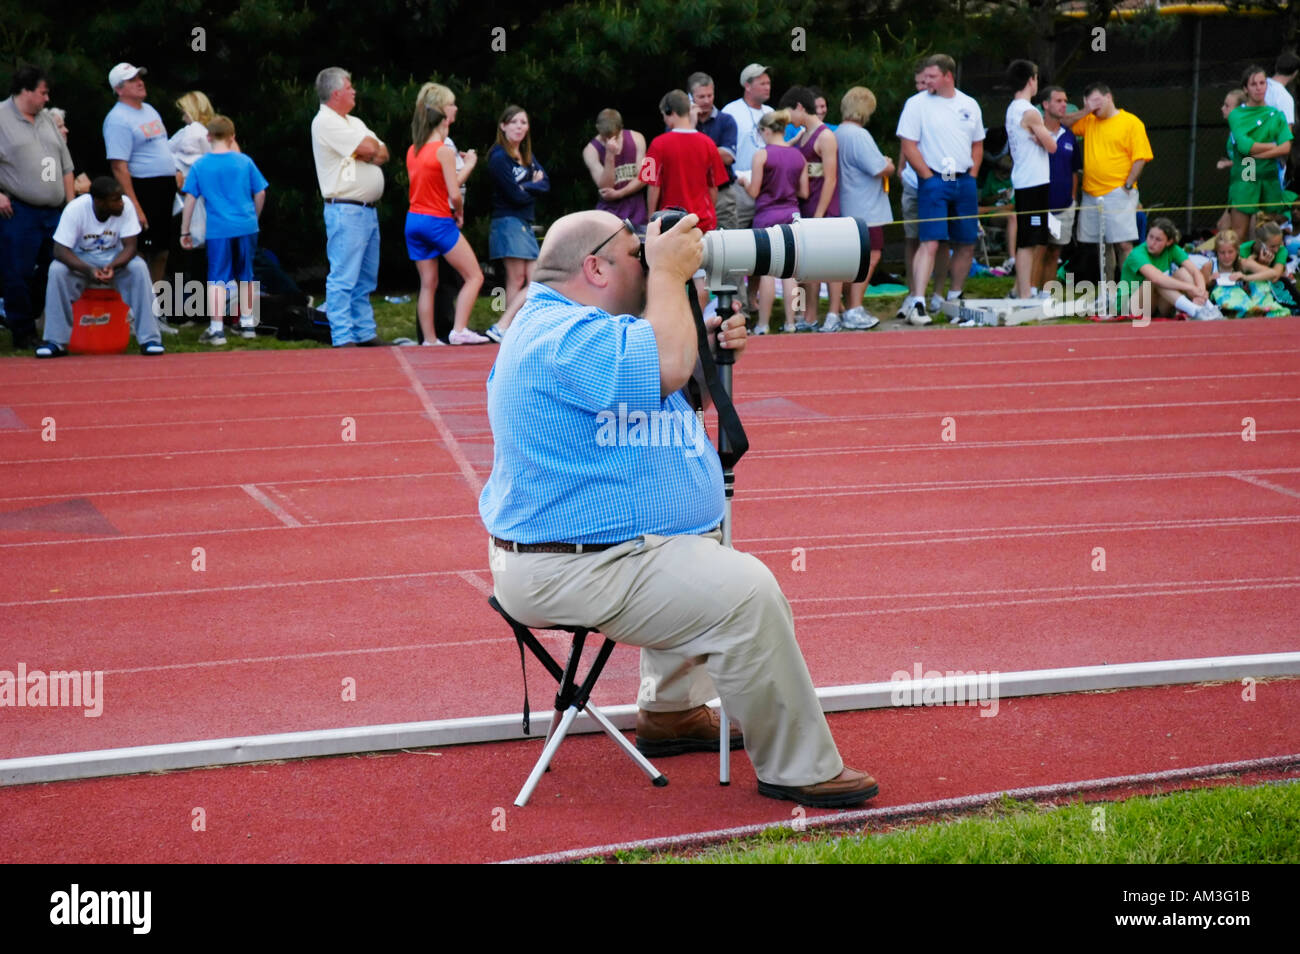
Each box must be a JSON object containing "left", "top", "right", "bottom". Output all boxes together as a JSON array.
[{"left": 480, "top": 208, "right": 879, "bottom": 807}]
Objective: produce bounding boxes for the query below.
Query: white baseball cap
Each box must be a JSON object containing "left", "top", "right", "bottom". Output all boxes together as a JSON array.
[
  {"left": 108, "top": 63, "right": 147, "bottom": 90},
  {"left": 739, "top": 63, "right": 770, "bottom": 85}
]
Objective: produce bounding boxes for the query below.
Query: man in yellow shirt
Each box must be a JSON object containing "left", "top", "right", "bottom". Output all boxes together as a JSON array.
[{"left": 1070, "top": 82, "right": 1153, "bottom": 269}]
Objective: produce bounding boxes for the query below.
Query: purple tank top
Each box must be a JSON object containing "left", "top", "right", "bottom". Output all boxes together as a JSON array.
[
  {"left": 798, "top": 124, "right": 841, "bottom": 218},
  {"left": 591, "top": 130, "right": 648, "bottom": 226},
  {"left": 752, "top": 144, "right": 805, "bottom": 229}
]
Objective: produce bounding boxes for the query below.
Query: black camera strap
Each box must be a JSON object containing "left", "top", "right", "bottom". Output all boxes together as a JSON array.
[{"left": 687, "top": 289, "right": 749, "bottom": 468}]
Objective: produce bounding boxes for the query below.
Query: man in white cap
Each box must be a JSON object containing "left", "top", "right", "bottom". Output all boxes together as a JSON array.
[
  {"left": 102, "top": 62, "right": 177, "bottom": 323},
  {"left": 721, "top": 64, "right": 773, "bottom": 231}
]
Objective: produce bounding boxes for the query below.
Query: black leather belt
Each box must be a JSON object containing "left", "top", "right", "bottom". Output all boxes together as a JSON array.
[
  {"left": 491, "top": 536, "right": 623, "bottom": 554},
  {"left": 324, "top": 198, "right": 377, "bottom": 208}
]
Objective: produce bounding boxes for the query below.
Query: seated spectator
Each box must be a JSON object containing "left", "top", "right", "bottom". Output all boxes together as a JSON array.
[
  {"left": 36, "top": 176, "right": 163, "bottom": 357},
  {"left": 1240, "top": 219, "right": 1297, "bottom": 311},
  {"left": 180, "top": 115, "right": 269, "bottom": 345},
  {"left": 45, "top": 107, "right": 91, "bottom": 195},
  {"left": 1118, "top": 216, "right": 1221, "bottom": 321},
  {"left": 581, "top": 108, "right": 647, "bottom": 227},
  {"left": 1202, "top": 228, "right": 1288, "bottom": 317}
]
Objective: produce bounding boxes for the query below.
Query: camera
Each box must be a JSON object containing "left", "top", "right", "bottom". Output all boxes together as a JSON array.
[{"left": 650, "top": 208, "right": 873, "bottom": 290}]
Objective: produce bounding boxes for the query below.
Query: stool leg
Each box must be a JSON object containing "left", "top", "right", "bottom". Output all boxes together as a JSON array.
[
  {"left": 515, "top": 706, "right": 580, "bottom": 807},
  {"left": 584, "top": 703, "right": 667, "bottom": 786},
  {"left": 719, "top": 705, "right": 731, "bottom": 786}
]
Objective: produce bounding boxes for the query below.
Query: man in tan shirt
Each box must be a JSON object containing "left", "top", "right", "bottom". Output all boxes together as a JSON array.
[{"left": 311, "top": 67, "right": 388, "bottom": 347}]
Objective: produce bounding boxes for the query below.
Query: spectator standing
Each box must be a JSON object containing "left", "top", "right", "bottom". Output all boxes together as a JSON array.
[
  {"left": 180, "top": 115, "right": 268, "bottom": 345},
  {"left": 310, "top": 66, "right": 389, "bottom": 348},
  {"left": 486, "top": 105, "right": 549, "bottom": 338},
  {"left": 1267, "top": 52, "right": 1298, "bottom": 186},
  {"left": 0, "top": 65, "right": 73, "bottom": 350},
  {"left": 404, "top": 82, "right": 487, "bottom": 346},
  {"left": 1034, "top": 85, "right": 1082, "bottom": 293},
  {"left": 581, "top": 108, "right": 647, "bottom": 227},
  {"left": 1226, "top": 65, "right": 1293, "bottom": 240},
  {"left": 721, "top": 64, "right": 774, "bottom": 229},
  {"left": 745, "top": 110, "right": 807, "bottom": 333},
  {"left": 44, "top": 107, "right": 91, "bottom": 195},
  {"left": 781, "top": 85, "right": 842, "bottom": 330},
  {"left": 898, "top": 63, "right": 950, "bottom": 308},
  {"left": 1069, "top": 82, "right": 1153, "bottom": 274},
  {"left": 896, "top": 53, "right": 985, "bottom": 325},
  {"left": 688, "top": 73, "right": 739, "bottom": 227},
  {"left": 1005, "top": 60, "right": 1056, "bottom": 298},
  {"left": 103, "top": 63, "right": 176, "bottom": 309},
  {"left": 168, "top": 91, "right": 214, "bottom": 247},
  {"left": 833, "top": 86, "right": 895, "bottom": 332}
]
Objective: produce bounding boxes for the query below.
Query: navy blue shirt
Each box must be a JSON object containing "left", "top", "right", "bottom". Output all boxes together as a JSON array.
[
  {"left": 1047, "top": 125, "right": 1081, "bottom": 211},
  {"left": 696, "top": 108, "right": 738, "bottom": 186},
  {"left": 487, "top": 144, "right": 549, "bottom": 221}
]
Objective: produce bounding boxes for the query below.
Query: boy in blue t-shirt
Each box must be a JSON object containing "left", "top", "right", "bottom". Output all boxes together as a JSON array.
[{"left": 180, "top": 115, "right": 268, "bottom": 345}]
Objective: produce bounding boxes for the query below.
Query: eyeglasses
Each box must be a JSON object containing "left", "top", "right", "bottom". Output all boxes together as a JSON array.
[{"left": 589, "top": 217, "right": 648, "bottom": 273}]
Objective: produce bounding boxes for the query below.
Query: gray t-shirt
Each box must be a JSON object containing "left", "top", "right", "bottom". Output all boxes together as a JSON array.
[{"left": 835, "top": 123, "right": 891, "bottom": 225}]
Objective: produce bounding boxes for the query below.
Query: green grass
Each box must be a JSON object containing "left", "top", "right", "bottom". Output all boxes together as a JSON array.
[{"left": 594, "top": 781, "right": 1300, "bottom": 864}]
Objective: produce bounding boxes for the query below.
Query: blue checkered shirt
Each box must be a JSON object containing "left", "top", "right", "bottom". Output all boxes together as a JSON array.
[{"left": 479, "top": 283, "right": 724, "bottom": 544}]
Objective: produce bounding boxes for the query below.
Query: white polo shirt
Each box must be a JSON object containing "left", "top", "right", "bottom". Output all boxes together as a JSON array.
[{"left": 896, "top": 89, "right": 984, "bottom": 176}]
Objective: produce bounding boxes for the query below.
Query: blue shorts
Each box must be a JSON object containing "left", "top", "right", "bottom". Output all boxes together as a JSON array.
[
  {"left": 206, "top": 233, "right": 257, "bottom": 285},
  {"left": 489, "top": 215, "right": 540, "bottom": 260},
  {"left": 405, "top": 212, "right": 461, "bottom": 261},
  {"left": 917, "top": 173, "right": 978, "bottom": 244}
]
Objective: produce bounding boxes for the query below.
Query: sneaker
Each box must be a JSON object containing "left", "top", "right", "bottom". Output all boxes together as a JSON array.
[
  {"left": 420, "top": 339, "right": 446, "bottom": 346},
  {"left": 1192, "top": 303, "right": 1225, "bottom": 321},
  {"left": 156, "top": 318, "right": 181, "bottom": 336},
  {"left": 140, "top": 341, "right": 165, "bottom": 356},
  {"left": 903, "top": 299, "right": 931, "bottom": 326},
  {"left": 34, "top": 341, "right": 68, "bottom": 359},
  {"left": 841, "top": 307, "right": 880, "bottom": 331},
  {"left": 448, "top": 328, "right": 491, "bottom": 345},
  {"left": 484, "top": 323, "right": 504, "bottom": 343},
  {"left": 752, "top": 322, "right": 767, "bottom": 335},
  {"left": 238, "top": 320, "right": 257, "bottom": 339},
  {"left": 819, "top": 312, "right": 842, "bottom": 332},
  {"left": 928, "top": 294, "right": 944, "bottom": 314},
  {"left": 199, "top": 327, "right": 227, "bottom": 346},
  {"left": 794, "top": 318, "right": 819, "bottom": 332}
]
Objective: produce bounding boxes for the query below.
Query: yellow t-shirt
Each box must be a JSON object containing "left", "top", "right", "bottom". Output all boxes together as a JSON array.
[{"left": 1072, "top": 110, "right": 1153, "bottom": 196}]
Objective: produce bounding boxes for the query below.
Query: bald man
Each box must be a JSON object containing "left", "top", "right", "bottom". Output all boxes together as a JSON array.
[{"left": 478, "top": 210, "right": 879, "bottom": 807}]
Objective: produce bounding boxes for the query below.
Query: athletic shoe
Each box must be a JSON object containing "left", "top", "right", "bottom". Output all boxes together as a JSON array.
[
  {"left": 156, "top": 318, "right": 180, "bottom": 336},
  {"left": 903, "top": 299, "right": 931, "bottom": 326},
  {"left": 420, "top": 339, "right": 446, "bottom": 346},
  {"left": 752, "top": 322, "right": 767, "bottom": 335},
  {"left": 794, "top": 318, "right": 819, "bottom": 333},
  {"left": 484, "top": 323, "right": 504, "bottom": 343},
  {"left": 841, "top": 307, "right": 880, "bottom": 330},
  {"left": 34, "top": 341, "right": 68, "bottom": 359},
  {"left": 198, "top": 328, "right": 227, "bottom": 346},
  {"left": 1192, "top": 303, "right": 1225, "bottom": 321},
  {"left": 819, "top": 313, "right": 842, "bottom": 332},
  {"left": 238, "top": 320, "right": 257, "bottom": 339},
  {"left": 140, "top": 341, "right": 165, "bottom": 356},
  {"left": 448, "top": 328, "right": 491, "bottom": 345},
  {"left": 928, "top": 294, "right": 944, "bottom": 314}
]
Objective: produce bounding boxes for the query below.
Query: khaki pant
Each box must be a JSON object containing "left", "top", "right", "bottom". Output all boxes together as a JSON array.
[{"left": 489, "top": 531, "right": 843, "bottom": 786}]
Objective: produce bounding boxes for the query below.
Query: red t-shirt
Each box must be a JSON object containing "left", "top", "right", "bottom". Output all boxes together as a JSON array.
[
  {"left": 641, "top": 129, "right": 727, "bottom": 231},
  {"left": 406, "top": 140, "right": 453, "bottom": 218}
]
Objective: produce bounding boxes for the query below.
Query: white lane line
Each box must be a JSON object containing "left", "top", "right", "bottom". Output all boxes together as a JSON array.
[
  {"left": 0, "top": 470, "right": 459, "bottom": 503},
  {"left": 240, "top": 484, "right": 302, "bottom": 528},
  {"left": 3, "top": 385, "right": 414, "bottom": 409},
  {"left": 1232, "top": 473, "right": 1300, "bottom": 501},
  {"left": 394, "top": 348, "right": 484, "bottom": 497},
  {"left": 2, "top": 437, "right": 435, "bottom": 466},
  {"left": 502, "top": 753, "right": 1300, "bottom": 864},
  {"left": 457, "top": 570, "right": 495, "bottom": 597}
]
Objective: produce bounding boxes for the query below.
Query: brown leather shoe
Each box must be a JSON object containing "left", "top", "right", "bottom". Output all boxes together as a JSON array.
[
  {"left": 757, "top": 767, "right": 879, "bottom": 808},
  {"left": 635, "top": 704, "right": 744, "bottom": 757}
]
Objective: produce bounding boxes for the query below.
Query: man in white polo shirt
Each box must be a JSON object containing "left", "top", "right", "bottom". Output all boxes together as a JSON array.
[
  {"left": 1005, "top": 59, "right": 1056, "bottom": 299},
  {"left": 311, "top": 66, "right": 389, "bottom": 347},
  {"left": 896, "top": 53, "right": 984, "bottom": 325},
  {"left": 721, "top": 63, "right": 773, "bottom": 231}
]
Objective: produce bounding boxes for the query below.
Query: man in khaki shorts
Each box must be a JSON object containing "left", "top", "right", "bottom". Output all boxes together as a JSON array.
[
  {"left": 1035, "top": 85, "right": 1082, "bottom": 293},
  {"left": 478, "top": 208, "right": 879, "bottom": 807}
]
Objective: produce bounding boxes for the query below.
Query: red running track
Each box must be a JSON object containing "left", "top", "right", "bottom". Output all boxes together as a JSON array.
[{"left": 1, "top": 321, "right": 1298, "bottom": 766}]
